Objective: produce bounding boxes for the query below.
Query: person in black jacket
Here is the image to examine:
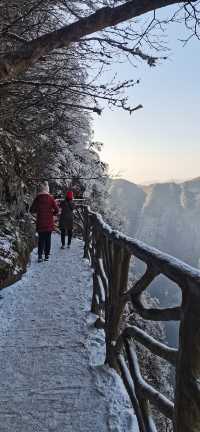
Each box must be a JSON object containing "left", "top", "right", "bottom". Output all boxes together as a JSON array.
[{"left": 59, "top": 191, "right": 74, "bottom": 248}]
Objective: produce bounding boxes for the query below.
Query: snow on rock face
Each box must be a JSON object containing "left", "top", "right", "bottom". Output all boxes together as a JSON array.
[
  {"left": 0, "top": 215, "right": 35, "bottom": 289},
  {"left": 0, "top": 237, "right": 11, "bottom": 253},
  {"left": 0, "top": 155, "right": 35, "bottom": 288},
  {"left": 0, "top": 235, "right": 138, "bottom": 432}
]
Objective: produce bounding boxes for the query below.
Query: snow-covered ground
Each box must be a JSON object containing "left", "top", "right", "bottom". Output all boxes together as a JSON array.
[{"left": 0, "top": 234, "right": 138, "bottom": 431}]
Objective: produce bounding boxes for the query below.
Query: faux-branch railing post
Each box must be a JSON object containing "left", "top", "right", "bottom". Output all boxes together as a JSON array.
[{"left": 76, "top": 205, "right": 200, "bottom": 432}]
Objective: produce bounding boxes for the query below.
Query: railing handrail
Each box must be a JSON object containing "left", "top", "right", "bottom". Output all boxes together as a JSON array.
[
  {"left": 77, "top": 205, "right": 200, "bottom": 432},
  {"left": 87, "top": 206, "right": 200, "bottom": 286}
]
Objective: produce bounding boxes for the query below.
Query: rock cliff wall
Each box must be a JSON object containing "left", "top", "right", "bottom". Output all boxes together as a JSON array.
[{"left": 0, "top": 141, "right": 35, "bottom": 288}]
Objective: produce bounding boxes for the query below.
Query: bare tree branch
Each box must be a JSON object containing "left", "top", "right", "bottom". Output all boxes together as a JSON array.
[{"left": 0, "top": 0, "right": 197, "bottom": 80}]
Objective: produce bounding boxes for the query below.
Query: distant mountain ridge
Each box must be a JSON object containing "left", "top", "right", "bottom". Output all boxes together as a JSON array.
[
  {"left": 109, "top": 179, "right": 145, "bottom": 236},
  {"left": 109, "top": 176, "right": 200, "bottom": 268},
  {"left": 109, "top": 177, "right": 200, "bottom": 346}
]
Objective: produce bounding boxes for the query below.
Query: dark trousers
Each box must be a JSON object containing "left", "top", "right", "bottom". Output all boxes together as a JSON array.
[
  {"left": 38, "top": 231, "right": 51, "bottom": 258},
  {"left": 61, "top": 228, "right": 73, "bottom": 246}
]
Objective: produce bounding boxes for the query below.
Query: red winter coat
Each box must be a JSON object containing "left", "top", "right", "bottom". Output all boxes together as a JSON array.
[{"left": 30, "top": 192, "right": 58, "bottom": 232}]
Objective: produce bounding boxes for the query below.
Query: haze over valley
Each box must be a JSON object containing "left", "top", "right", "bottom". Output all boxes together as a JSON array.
[{"left": 109, "top": 176, "right": 200, "bottom": 345}]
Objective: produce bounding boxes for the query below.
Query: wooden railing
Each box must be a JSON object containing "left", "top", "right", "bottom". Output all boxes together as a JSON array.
[{"left": 75, "top": 206, "right": 200, "bottom": 432}]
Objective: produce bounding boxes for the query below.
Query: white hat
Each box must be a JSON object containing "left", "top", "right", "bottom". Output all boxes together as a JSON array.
[{"left": 39, "top": 181, "right": 49, "bottom": 193}]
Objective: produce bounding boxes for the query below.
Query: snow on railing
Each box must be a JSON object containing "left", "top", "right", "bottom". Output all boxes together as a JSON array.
[{"left": 75, "top": 206, "right": 200, "bottom": 432}]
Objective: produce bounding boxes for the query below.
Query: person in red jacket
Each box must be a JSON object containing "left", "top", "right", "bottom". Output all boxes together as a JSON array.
[{"left": 30, "top": 181, "right": 58, "bottom": 262}]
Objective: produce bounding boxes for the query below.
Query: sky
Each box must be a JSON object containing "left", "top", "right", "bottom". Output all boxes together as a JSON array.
[{"left": 93, "top": 7, "right": 200, "bottom": 185}]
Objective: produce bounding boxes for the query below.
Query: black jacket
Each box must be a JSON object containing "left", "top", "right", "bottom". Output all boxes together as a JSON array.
[{"left": 59, "top": 199, "right": 74, "bottom": 230}]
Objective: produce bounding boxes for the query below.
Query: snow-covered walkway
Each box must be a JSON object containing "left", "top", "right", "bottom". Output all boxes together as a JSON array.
[{"left": 0, "top": 234, "right": 138, "bottom": 432}]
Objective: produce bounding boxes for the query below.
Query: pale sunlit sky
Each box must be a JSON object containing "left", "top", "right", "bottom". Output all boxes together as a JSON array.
[{"left": 93, "top": 9, "right": 200, "bottom": 185}]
